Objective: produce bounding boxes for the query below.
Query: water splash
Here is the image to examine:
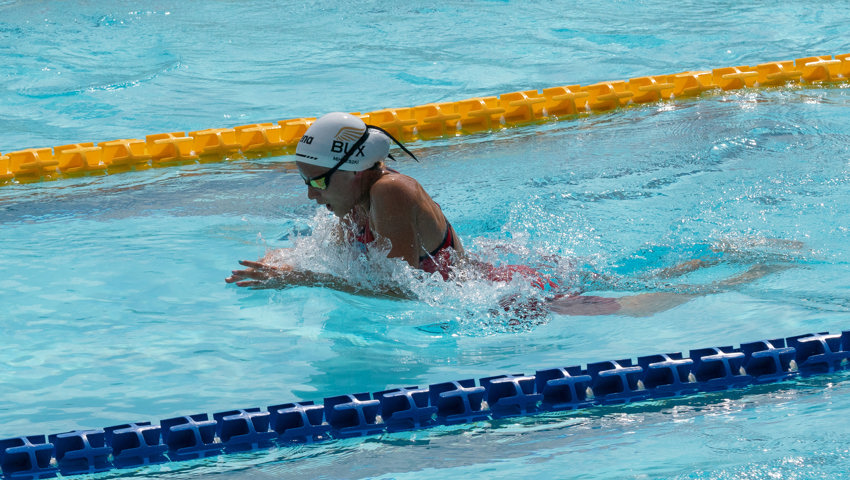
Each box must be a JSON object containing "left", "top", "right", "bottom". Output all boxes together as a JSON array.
[
  {"left": 257, "top": 210, "right": 812, "bottom": 334},
  {"left": 260, "top": 211, "right": 579, "bottom": 335}
]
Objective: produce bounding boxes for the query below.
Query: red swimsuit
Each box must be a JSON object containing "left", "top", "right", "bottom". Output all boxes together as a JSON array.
[
  {"left": 418, "top": 225, "right": 456, "bottom": 280},
  {"left": 356, "top": 219, "right": 456, "bottom": 280},
  {"left": 356, "top": 220, "right": 556, "bottom": 290}
]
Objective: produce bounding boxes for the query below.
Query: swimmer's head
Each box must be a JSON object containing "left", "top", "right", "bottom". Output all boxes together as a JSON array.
[{"left": 295, "top": 112, "right": 391, "bottom": 172}]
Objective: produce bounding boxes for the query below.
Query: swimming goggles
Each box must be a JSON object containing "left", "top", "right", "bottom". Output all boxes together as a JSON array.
[{"left": 301, "top": 125, "right": 418, "bottom": 190}]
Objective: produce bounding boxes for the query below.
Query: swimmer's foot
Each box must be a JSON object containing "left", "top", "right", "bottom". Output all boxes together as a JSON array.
[
  {"left": 712, "top": 237, "right": 807, "bottom": 254},
  {"left": 654, "top": 258, "right": 721, "bottom": 279},
  {"left": 713, "top": 263, "right": 793, "bottom": 287}
]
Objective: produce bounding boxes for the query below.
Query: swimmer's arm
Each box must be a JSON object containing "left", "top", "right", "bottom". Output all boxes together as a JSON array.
[
  {"left": 368, "top": 184, "right": 421, "bottom": 269},
  {"left": 226, "top": 260, "right": 294, "bottom": 286},
  {"left": 226, "top": 260, "right": 411, "bottom": 298},
  {"left": 225, "top": 260, "right": 334, "bottom": 288}
]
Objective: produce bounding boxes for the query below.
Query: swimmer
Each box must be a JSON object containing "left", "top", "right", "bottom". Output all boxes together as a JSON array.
[
  {"left": 227, "top": 112, "right": 463, "bottom": 286},
  {"left": 226, "top": 112, "right": 784, "bottom": 317}
]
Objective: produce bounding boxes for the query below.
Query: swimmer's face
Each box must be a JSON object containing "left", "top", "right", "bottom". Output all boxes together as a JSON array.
[{"left": 297, "top": 162, "right": 360, "bottom": 218}]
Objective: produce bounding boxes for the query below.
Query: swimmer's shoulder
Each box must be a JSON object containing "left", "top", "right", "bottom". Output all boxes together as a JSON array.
[
  {"left": 369, "top": 172, "right": 444, "bottom": 228},
  {"left": 370, "top": 171, "right": 429, "bottom": 204}
]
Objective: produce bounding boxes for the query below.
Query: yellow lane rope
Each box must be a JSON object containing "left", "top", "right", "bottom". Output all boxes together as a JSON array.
[{"left": 2, "top": 54, "right": 848, "bottom": 186}]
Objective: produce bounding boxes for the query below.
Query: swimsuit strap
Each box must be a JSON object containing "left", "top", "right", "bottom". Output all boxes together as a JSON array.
[
  {"left": 418, "top": 221, "right": 456, "bottom": 281},
  {"left": 419, "top": 222, "right": 454, "bottom": 262}
]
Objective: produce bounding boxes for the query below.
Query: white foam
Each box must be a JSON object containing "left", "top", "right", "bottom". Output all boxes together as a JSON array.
[{"left": 261, "top": 211, "right": 579, "bottom": 334}]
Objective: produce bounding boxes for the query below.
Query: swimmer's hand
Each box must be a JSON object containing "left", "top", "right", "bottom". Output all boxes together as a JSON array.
[
  {"left": 225, "top": 259, "right": 412, "bottom": 298},
  {"left": 225, "top": 260, "right": 381, "bottom": 293},
  {"left": 225, "top": 260, "right": 295, "bottom": 288}
]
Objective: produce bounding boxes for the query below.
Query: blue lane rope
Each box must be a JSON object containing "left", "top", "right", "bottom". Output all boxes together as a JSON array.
[{"left": 1, "top": 330, "right": 848, "bottom": 478}]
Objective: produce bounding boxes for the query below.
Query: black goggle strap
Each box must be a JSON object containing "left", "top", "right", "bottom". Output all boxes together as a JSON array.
[
  {"left": 306, "top": 128, "right": 371, "bottom": 187},
  {"left": 338, "top": 128, "right": 371, "bottom": 166},
  {"left": 366, "top": 125, "right": 419, "bottom": 162}
]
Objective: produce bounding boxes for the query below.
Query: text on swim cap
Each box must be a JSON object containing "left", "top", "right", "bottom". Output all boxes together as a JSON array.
[
  {"left": 331, "top": 141, "right": 365, "bottom": 157},
  {"left": 299, "top": 135, "right": 314, "bottom": 144}
]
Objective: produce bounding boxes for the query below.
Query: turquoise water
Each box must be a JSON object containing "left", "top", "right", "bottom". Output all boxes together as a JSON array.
[{"left": 2, "top": 1, "right": 850, "bottom": 478}]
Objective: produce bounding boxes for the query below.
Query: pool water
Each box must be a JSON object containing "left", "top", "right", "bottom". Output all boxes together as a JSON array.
[{"left": 2, "top": 1, "right": 850, "bottom": 478}]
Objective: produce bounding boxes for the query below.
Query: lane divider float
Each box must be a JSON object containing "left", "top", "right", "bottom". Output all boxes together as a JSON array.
[
  {"left": 1, "top": 330, "right": 848, "bottom": 478},
  {"left": 1, "top": 54, "right": 849, "bottom": 187}
]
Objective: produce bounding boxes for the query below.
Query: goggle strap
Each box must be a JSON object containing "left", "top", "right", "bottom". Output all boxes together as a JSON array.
[
  {"left": 366, "top": 125, "right": 419, "bottom": 162},
  {"left": 305, "top": 129, "right": 371, "bottom": 189},
  {"left": 340, "top": 128, "right": 371, "bottom": 165}
]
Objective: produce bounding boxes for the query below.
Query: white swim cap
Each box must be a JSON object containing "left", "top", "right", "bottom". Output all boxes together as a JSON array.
[{"left": 295, "top": 112, "right": 390, "bottom": 171}]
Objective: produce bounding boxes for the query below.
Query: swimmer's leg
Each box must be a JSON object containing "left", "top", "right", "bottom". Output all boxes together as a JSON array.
[
  {"left": 712, "top": 237, "right": 806, "bottom": 253},
  {"left": 548, "top": 264, "right": 790, "bottom": 317},
  {"left": 672, "top": 263, "right": 793, "bottom": 294},
  {"left": 546, "top": 293, "right": 696, "bottom": 317},
  {"left": 545, "top": 295, "right": 622, "bottom": 316},
  {"left": 711, "top": 263, "right": 793, "bottom": 288},
  {"left": 645, "top": 238, "right": 804, "bottom": 281},
  {"left": 613, "top": 292, "right": 697, "bottom": 317},
  {"left": 652, "top": 258, "right": 722, "bottom": 279}
]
